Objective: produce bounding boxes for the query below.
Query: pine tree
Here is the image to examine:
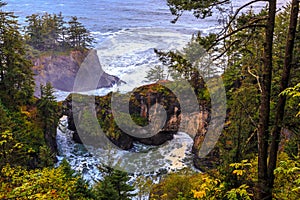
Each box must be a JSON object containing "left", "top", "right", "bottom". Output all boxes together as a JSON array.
[
  {"left": 56, "top": 12, "right": 68, "bottom": 48},
  {"left": 165, "top": 1, "right": 300, "bottom": 199},
  {"left": 37, "top": 82, "right": 59, "bottom": 158},
  {"left": 41, "top": 13, "right": 57, "bottom": 50},
  {"left": 94, "top": 165, "right": 136, "bottom": 200},
  {"left": 67, "top": 16, "right": 94, "bottom": 49},
  {"left": 38, "top": 82, "right": 58, "bottom": 129},
  {"left": 25, "top": 12, "right": 94, "bottom": 51},
  {"left": 0, "top": 1, "right": 34, "bottom": 108},
  {"left": 25, "top": 14, "right": 43, "bottom": 49},
  {"left": 145, "top": 65, "right": 166, "bottom": 82},
  {"left": 26, "top": 13, "right": 67, "bottom": 51}
]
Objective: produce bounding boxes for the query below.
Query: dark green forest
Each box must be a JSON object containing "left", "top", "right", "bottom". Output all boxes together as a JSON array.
[{"left": 0, "top": 0, "right": 300, "bottom": 199}]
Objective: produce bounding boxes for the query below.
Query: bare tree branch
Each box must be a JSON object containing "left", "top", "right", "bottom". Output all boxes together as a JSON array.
[
  {"left": 248, "top": 66, "right": 262, "bottom": 93},
  {"left": 239, "top": 99, "right": 258, "bottom": 127},
  {"left": 212, "top": 39, "right": 240, "bottom": 61},
  {"left": 219, "top": 0, "right": 268, "bottom": 36},
  {"left": 243, "top": 128, "right": 258, "bottom": 152},
  {"left": 207, "top": 23, "right": 266, "bottom": 52}
]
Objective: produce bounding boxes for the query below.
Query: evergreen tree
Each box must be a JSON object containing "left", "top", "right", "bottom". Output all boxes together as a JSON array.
[
  {"left": 37, "top": 82, "right": 59, "bottom": 158},
  {"left": 25, "top": 12, "right": 67, "bottom": 51},
  {"left": 94, "top": 165, "right": 136, "bottom": 200},
  {"left": 0, "top": 1, "right": 34, "bottom": 108},
  {"left": 40, "top": 13, "right": 58, "bottom": 50},
  {"left": 165, "top": 0, "right": 299, "bottom": 199},
  {"left": 25, "top": 14, "right": 43, "bottom": 49},
  {"left": 25, "top": 12, "right": 94, "bottom": 51},
  {"left": 56, "top": 12, "right": 68, "bottom": 48},
  {"left": 38, "top": 82, "right": 58, "bottom": 129},
  {"left": 145, "top": 65, "right": 166, "bottom": 82},
  {"left": 67, "top": 16, "right": 94, "bottom": 49}
]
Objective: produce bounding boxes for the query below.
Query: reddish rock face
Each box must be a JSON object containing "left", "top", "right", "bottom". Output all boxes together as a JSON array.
[
  {"left": 62, "top": 82, "right": 216, "bottom": 170},
  {"left": 62, "top": 83, "right": 209, "bottom": 148}
]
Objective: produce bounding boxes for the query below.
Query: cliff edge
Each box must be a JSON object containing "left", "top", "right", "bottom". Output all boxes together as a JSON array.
[{"left": 32, "top": 50, "right": 120, "bottom": 97}]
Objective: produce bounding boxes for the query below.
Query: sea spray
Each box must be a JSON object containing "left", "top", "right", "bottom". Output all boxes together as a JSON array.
[{"left": 56, "top": 116, "right": 197, "bottom": 185}]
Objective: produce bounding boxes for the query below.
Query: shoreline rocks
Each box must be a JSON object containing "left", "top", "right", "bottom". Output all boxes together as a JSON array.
[
  {"left": 32, "top": 50, "right": 120, "bottom": 97},
  {"left": 61, "top": 82, "right": 217, "bottom": 172}
]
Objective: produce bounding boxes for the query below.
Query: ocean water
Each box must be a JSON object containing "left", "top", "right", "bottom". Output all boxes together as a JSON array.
[
  {"left": 56, "top": 116, "right": 196, "bottom": 184},
  {"left": 5, "top": 0, "right": 221, "bottom": 100},
  {"left": 4, "top": 0, "right": 288, "bottom": 189},
  {"left": 4, "top": 0, "right": 287, "bottom": 34},
  {"left": 4, "top": 0, "right": 287, "bottom": 101},
  {"left": 4, "top": 0, "right": 217, "bottom": 33}
]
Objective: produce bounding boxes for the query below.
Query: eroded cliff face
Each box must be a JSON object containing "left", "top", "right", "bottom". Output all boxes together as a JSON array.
[
  {"left": 32, "top": 50, "right": 120, "bottom": 97},
  {"left": 62, "top": 83, "right": 181, "bottom": 149},
  {"left": 63, "top": 92, "right": 134, "bottom": 150},
  {"left": 32, "top": 50, "right": 120, "bottom": 162},
  {"left": 177, "top": 108, "right": 217, "bottom": 171},
  {"left": 62, "top": 82, "right": 214, "bottom": 170}
]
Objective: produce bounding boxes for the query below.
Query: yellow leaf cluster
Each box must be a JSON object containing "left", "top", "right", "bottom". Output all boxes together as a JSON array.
[
  {"left": 192, "top": 189, "right": 206, "bottom": 199},
  {"left": 0, "top": 164, "right": 81, "bottom": 199}
]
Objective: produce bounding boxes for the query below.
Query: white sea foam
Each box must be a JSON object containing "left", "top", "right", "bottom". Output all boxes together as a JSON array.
[
  {"left": 96, "top": 27, "right": 192, "bottom": 93},
  {"left": 56, "top": 116, "right": 196, "bottom": 185},
  {"left": 54, "top": 28, "right": 191, "bottom": 100}
]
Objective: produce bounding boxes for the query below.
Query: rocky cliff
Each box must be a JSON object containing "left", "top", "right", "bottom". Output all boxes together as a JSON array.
[
  {"left": 62, "top": 83, "right": 181, "bottom": 149},
  {"left": 62, "top": 82, "right": 216, "bottom": 170},
  {"left": 32, "top": 50, "right": 120, "bottom": 97},
  {"left": 32, "top": 50, "right": 120, "bottom": 162}
]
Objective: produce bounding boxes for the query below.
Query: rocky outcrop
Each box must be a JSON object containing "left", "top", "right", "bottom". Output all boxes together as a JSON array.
[
  {"left": 62, "top": 82, "right": 219, "bottom": 170},
  {"left": 32, "top": 49, "right": 120, "bottom": 163},
  {"left": 33, "top": 50, "right": 120, "bottom": 97},
  {"left": 44, "top": 124, "right": 59, "bottom": 163},
  {"left": 62, "top": 83, "right": 182, "bottom": 149},
  {"left": 63, "top": 92, "right": 134, "bottom": 150},
  {"left": 133, "top": 131, "right": 175, "bottom": 145},
  {"left": 177, "top": 108, "right": 219, "bottom": 171}
]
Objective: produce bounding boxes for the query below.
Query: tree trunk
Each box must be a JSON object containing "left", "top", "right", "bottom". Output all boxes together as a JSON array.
[
  {"left": 268, "top": 0, "right": 299, "bottom": 192},
  {"left": 257, "top": 0, "right": 277, "bottom": 199}
]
